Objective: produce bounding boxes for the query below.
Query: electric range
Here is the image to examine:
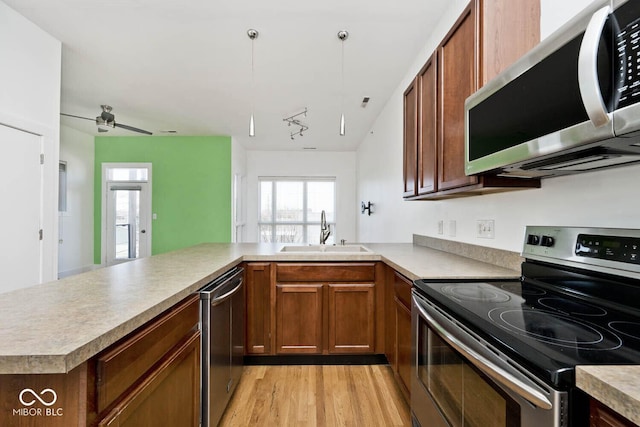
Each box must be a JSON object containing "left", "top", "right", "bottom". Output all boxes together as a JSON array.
[{"left": 412, "top": 226, "right": 640, "bottom": 427}]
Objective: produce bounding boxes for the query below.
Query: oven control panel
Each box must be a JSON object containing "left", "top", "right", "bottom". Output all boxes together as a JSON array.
[
  {"left": 575, "top": 234, "right": 640, "bottom": 264},
  {"left": 523, "top": 226, "right": 640, "bottom": 278}
]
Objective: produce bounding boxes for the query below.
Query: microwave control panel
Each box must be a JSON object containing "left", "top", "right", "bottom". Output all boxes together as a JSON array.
[
  {"left": 575, "top": 234, "right": 640, "bottom": 264},
  {"left": 616, "top": 13, "right": 640, "bottom": 108}
]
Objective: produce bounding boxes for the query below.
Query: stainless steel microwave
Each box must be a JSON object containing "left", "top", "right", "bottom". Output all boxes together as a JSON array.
[{"left": 465, "top": 0, "right": 640, "bottom": 178}]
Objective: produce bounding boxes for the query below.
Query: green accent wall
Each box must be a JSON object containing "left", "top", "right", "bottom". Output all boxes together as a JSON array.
[{"left": 94, "top": 135, "right": 231, "bottom": 263}]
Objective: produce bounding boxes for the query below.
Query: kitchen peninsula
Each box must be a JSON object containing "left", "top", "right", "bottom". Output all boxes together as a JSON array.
[{"left": 0, "top": 240, "right": 637, "bottom": 426}]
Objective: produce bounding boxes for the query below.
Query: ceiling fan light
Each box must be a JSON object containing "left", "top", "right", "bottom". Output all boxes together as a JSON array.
[{"left": 96, "top": 116, "right": 115, "bottom": 131}]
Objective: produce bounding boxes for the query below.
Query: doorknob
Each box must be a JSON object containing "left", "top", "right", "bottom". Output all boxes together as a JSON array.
[{"left": 141, "top": 229, "right": 146, "bottom": 234}]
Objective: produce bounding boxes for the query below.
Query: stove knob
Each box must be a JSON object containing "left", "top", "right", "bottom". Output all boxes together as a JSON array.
[
  {"left": 540, "top": 235, "right": 555, "bottom": 247},
  {"left": 527, "top": 234, "right": 540, "bottom": 245}
]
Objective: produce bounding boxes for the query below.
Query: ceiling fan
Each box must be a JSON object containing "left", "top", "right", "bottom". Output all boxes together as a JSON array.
[{"left": 61, "top": 105, "right": 153, "bottom": 135}]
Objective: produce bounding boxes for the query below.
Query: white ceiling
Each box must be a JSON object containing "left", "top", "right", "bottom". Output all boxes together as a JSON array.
[{"left": 5, "top": 0, "right": 449, "bottom": 151}]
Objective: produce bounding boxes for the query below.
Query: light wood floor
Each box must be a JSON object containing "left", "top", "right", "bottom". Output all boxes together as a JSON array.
[{"left": 220, "top": 365, "right": 411, "bottom": 427}]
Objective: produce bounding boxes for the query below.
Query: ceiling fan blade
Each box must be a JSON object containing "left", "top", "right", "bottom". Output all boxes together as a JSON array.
[
  {"left": 60, "top": 113, "right": 95, "bottom": 122},
  {"left": 115, "top": 122, "right": 153, "bottom": 135}
]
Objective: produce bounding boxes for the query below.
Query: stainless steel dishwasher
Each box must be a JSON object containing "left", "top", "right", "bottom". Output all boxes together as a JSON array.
[{"left": 199, "top": 267, "right": 244, "bottom": 427}]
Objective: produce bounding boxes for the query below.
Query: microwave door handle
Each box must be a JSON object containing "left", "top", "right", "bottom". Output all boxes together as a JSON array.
[
  {"left": 414, "top": 299, "right": 553, "bottom": 410},
  {"left": 578, "top": 4, "right": 612, "bottom": 127}
]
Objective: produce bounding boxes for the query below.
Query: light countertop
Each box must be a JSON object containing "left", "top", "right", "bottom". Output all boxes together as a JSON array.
[
  {"left": 577, "top": 366, "right": 640, "bottom": 425},
  {"left": 0, "top": 241, "right": 520, "bottom": 375}
]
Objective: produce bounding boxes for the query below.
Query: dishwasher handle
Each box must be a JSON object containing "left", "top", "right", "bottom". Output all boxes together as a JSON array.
[
  {"left": 210, "top": 279, "right": 243, "bottom": 307},
  {"left": 199, "top": 267, "right": 244, "bottom": 306}
]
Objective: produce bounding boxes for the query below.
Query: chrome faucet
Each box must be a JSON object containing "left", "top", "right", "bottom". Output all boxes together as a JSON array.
[{"left": 320, "top": 210, "right": 331, "bottom": 244}]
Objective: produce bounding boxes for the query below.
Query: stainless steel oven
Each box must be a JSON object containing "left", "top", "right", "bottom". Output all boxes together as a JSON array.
[
  {"left": 411, "top": 292, "right": 564, "bottom": 427},
  {"left": 411, "top": 226, "right": 640, "bottom": 427}
]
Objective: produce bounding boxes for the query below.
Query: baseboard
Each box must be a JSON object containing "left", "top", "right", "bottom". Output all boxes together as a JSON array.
[
  {"left": 244, "top": 354, "right": 389, "bottom": 366},
  {"left": 58, "top": 264, "right": 101, "bottom": 279}
]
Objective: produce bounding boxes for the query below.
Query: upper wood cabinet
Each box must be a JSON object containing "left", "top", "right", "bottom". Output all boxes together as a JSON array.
[
  {"left": 403, "top": 0, "right": 541, "bottom": 200},
  {"left": 418, "top": 54, "right": 438, "bottom": 195}
]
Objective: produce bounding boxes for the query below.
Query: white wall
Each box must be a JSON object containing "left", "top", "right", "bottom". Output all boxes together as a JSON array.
[
  {"left": 356, "top": 0, "right": 635, "bottom": 252},
  {"left": 58, "top": 125, "right": 95, "bottom": 277},
  {"left": 0, "top": 1, "right": 61, "bottom": 285},
  {"left": 245, "top": 151, "right": 357, "bottom": 243}
]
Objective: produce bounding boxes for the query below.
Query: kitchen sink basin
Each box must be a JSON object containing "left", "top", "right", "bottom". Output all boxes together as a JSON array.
[{"left": 279, "top": 244, "right": 372, "bottom": 253}]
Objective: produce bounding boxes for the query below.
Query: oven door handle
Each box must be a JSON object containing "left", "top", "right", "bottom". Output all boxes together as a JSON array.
[{"left": 414, "top": 298, "right": 554, "bottom": 410}]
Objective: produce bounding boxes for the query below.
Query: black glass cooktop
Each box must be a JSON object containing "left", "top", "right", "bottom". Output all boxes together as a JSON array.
[{"left": 414, "top": 275, "right": 640, "bottom": 389}]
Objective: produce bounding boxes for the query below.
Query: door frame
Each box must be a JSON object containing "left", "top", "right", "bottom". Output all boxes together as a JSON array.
[{"left": 101, "top": 163, "right": 152, "bottom": 266}]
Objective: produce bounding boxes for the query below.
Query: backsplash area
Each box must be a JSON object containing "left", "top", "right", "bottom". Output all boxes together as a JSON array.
[{"left": 413, "top": 234, "right": 523, "bottom": 271}]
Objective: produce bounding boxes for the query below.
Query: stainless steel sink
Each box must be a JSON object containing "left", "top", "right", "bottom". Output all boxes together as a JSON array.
[{"left": 280, "top": 244, "right": 372, "bottom": 253}]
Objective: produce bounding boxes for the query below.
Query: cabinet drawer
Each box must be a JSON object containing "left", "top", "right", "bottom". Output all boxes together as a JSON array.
[
  {"left": 98, "top": 330, "right": 200, "bottom": 427},
  {"left": 276, "top": 263, "right": 376, "bottom": 282},
  {"left": 394, "top": 272, "right": 412, "bottom": 309},
  {"left": 95, "top": 295, "right": 199, "bottom": 414}
]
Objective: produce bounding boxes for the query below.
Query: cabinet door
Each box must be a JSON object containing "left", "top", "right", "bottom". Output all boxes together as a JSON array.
[
  {"left": 328, "top": 283, "right": 375, "bottom": 353},
  {"left": 98, "top": 331, "right": 200, "bottom": 427},
  {"left": 437, "top": 3, "right": 479, "bottom": 191},
  {"left": 590, "top": 398, "right": 637, "bottom": 427},
  {"left": 385, "top": 268, "right": 397, "bottom": 368},
  {"left": 403, "top": 77, "right": 418, "bottom": 197},
  {"left": 246, "top": 263, "right": 272, "bottom": 354},
  {"left": 417, "top": 53, "right": 438, "bottom": 195},
  {"left": 393, "top": 271, "right": 413, "bottom": 400},
  {"left": 276, "top": 284, "right": 323, "bottom": 354}
]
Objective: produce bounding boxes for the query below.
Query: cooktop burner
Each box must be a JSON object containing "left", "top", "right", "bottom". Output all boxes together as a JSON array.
[
  {"left": 501, "top": 282, "right": 546, "bottom": 296},
  {"left": 538, "top": 297, "right": 607, "bottom": 316},
  {"left": 609, "top": 321, "right": 640, "bottom": 340},
  {"left": 488, "top": 307, "right": 622, "bottom": 350},
  {"left": 440, "top": 283, "right": 511, "bottom": 302}
]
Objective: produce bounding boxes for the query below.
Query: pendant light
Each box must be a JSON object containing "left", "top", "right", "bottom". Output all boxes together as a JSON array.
[
  {"left": 338, "top": 30, "right": 349, "bottom": 136},
  {"left": 248, "top": 29, "right": 259, "bottom": 137}
]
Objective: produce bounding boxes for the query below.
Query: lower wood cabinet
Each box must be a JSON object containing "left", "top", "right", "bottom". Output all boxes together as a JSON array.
[
  {"left": 386, "top": 269, "right": 412, "bottom": 402},
  {"left": 245, "top": 262, "right": 272, "bottom": 355},
  {"left": 245, "top": 262, "right": 384, "bottom": 356},
  {"left": 276, "top": 283, "right": 323, "bottom": 354},
  {"left": 590, "top": 398, "right": 638, "bottom": 427},
  {"left": 328, "top": 283, "right": 375, "bottom": 353},
  {"left": 97, "top": 331, "right": 200, "bottom": 427},
  {"left": 0, "top": 294, "right": 200, "bottom": 427}
]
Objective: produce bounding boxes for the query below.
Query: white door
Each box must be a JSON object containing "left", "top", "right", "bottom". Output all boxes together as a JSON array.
[
  {"left": 105, "top": 181, "right": 151, "bottom": 265},
  {"left": 0, "top": 124, "right": 42, "bottom": 293}
]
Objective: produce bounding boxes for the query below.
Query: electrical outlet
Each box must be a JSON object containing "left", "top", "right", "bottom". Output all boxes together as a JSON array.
[
  {"left": 477, "top": 220, "right": 495, "bottom": 239},
  {"left": 449, "top": 220, "right": 456, "bottom": 237},
  {"left": 437, "top": 220, "right": 444, "bottom": 235}
]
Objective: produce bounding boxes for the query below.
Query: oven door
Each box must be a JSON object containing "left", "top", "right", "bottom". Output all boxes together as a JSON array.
[{"left": 411, "top": 291, "right": 567, "bottom": 427}]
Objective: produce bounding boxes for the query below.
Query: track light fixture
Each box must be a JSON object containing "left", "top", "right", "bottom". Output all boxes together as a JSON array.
[{"left": 283, "top": 108, "right": 309, "bottom": 140}]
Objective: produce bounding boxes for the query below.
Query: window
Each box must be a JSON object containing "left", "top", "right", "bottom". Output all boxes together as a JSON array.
[{"left": 259, "top": 177, "right": 336, "bottom": 244}]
